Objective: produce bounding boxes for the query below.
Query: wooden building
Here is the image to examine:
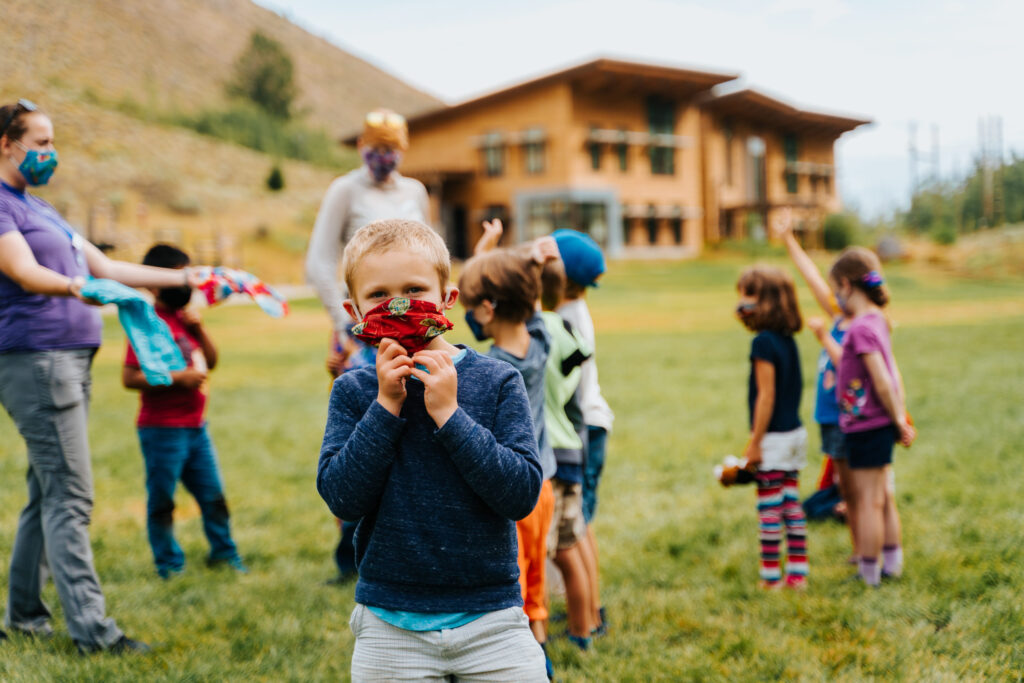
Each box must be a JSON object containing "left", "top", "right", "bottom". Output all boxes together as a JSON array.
[{"left": 346, "top": 58, "right": 869, "bottom": 258}]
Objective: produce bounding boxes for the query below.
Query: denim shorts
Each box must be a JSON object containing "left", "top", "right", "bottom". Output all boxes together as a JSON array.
[
  {"left": 819, "top": 423, "right": 848, "bottom": 460},
  {"left": 845, "top": 425, "right": 896, "bottom": 470}
]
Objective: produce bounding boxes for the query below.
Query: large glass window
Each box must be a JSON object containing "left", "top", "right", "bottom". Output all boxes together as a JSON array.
[
  {"left": 784, "top": 133, "right": 799, "bottom": 194},
  {"left": 647, "top": 96, "right": 675, "bottom": 175},
  {"left": 523, "top": 198, "right": 610, "bottom": 248}
]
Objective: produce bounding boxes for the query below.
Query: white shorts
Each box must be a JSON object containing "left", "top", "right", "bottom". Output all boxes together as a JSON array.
[{"left": 758, "top": 426, "right": 808, "bottom": 472}]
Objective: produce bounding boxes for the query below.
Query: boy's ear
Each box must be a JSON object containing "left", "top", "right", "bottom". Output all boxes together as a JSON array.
[
  {"left": 442, "top": 286, "right": 459, "bottom": 310},
  {"left": 342, "top": 299, "right": 360, "bottom": 321}
]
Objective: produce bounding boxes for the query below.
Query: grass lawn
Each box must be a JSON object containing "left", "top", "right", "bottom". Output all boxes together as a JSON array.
[{"left": 1, "top": 255, "right": 1022, "bottom": 681}]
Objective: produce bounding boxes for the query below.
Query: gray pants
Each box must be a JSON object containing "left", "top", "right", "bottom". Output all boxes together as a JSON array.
[{"left": 0, "top": 349, "right": 122, "bottom": 649}]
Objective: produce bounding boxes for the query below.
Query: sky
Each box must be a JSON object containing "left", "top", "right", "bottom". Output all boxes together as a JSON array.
[{"left": 257, "top": 0, "right": 1021, "bottom": 218}]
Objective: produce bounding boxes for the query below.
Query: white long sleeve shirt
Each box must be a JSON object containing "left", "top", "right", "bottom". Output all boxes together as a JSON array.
[
  {"left": 304, "top": 166, "right": 429, "bottom": 333},
  {"left": 557, "top": 298, "right": 614, "bottom": 432}
]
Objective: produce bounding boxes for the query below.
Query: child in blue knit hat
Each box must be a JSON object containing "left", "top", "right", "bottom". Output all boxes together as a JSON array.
[{"left": 552, "top": 229, "right": 612, "bottom": 638}]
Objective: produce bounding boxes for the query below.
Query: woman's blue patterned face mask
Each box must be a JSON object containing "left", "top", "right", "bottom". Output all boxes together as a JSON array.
[{"left": 14, "top": 142, "right": 58, "bottom": 186}]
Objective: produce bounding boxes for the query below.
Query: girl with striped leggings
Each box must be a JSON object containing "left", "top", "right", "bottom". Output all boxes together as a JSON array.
[{"left": 736, "top": 266, "right": 809, "bottom": 590}]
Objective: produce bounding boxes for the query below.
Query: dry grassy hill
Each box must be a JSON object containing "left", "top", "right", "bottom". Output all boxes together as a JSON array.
[
  {"left": 1, "top": 0, "right": 444, "bottom": 282},
  {"left": 4, "top": 0, "right": 441, "bottom": 135}
]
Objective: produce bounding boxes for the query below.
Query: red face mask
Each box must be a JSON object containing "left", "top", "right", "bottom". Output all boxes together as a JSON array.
[{"left": 350, "top": 297, "right": 454, "bottom": 354}]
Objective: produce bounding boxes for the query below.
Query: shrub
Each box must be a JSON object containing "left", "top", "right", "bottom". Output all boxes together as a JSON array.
[
  {"left": 266, "top": 164, "right": 284, "bottom": 191},
  {"left": 823, "top": 212, "right": 859, "bottom": 250},
  {"left": 227, "top": 32, "right": 296, "bottom": 120}
]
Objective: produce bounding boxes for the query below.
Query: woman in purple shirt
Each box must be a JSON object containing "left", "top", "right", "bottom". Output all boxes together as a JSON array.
[{"left": 0, "top": 100, "right": 205, "bottom": 654}]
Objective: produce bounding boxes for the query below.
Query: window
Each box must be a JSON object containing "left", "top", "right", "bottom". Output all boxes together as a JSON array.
[
  {"left": 524, "top": 141, "right": 545, "bottom": 174},
  {"left": 646, "top": 214, "right": 658, "bottom": 244},
  {"left": 647, "top": 96, "right": 675, "bottom": 175},
  {"left": 784, "top": 133, "right": 799, "bottom": 194},
  {"left": 617, "top": 129, "right": 628, "bottom": 172},
  {"left": 481, "top": 135, "right": 504, "bottom": 177},
  {"left": 671, "top": 218, "right": 683, "bottom": 244},
  {"left": 589, "top": 127, "right": 602, "bottom": 170}
]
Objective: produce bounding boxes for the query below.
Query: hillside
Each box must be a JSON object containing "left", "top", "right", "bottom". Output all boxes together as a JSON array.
[
  {"left": 3, "top": 0, "right": 441, "bottom": 136},
  {"left": 0, "top": 0, "right": 444, "bottom": 283}
]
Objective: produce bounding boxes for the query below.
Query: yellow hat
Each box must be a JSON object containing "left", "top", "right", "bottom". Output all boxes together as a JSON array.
[{"left": 360, "top": 109, "right": 408, "bottom": 151}]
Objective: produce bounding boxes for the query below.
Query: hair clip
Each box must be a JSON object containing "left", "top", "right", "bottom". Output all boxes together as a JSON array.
[{"left": 862, "top": 271, "right": 884, "bottom": 288}]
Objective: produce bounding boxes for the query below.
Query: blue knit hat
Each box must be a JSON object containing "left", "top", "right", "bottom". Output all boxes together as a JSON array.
[{"left": 552, "top": 229, "right": 605, "bottom": 287}]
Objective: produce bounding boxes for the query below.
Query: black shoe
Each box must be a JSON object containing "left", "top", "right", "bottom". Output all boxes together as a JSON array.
[
  {"left": 9, "top": 624, "right": 54, "bottom": 640},
  {"left": 78, "top": 635, "right": 152, "bottom": 655}
]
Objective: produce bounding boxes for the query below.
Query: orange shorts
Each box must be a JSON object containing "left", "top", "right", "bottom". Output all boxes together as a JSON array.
[{"left": 516, "top": 479, "right": 555, "bottom": 622}]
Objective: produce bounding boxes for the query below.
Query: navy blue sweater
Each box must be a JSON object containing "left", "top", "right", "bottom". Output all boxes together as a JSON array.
[{"left": 316, "top": 346, "right": 542, "bottom": 612}]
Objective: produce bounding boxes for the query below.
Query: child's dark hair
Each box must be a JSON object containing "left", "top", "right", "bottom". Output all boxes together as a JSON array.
[
  {"left": 829, "top": 247, "right": 889, "bottom": 307},
  {"left": 540, "top": 259, "right": 567, "bottom": 311},
  {"left": 737, "top": 266, "right": 802, "bottom": 334},
  {"left": 458, "top": 249, "right": 539, "bottom": 323},
  {"left": 142, "top": 244, "right": 190, "bottom": 269}
]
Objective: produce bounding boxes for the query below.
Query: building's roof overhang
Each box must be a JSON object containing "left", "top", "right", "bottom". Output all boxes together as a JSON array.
[
  {"left": 702, "top": 88, "right": 871, "bottom": 136},
  {"left": 341, "top": 57, "right": 739, "bottom": 145}
]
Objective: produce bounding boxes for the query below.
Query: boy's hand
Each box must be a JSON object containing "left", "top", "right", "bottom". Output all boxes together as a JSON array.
[
  {"left": 742, "top": 440, "right": 762, "bottom": 469},
  {"left": 807, "top": 316, "right": 828, "bottom": 341},
  {"left": 409, "top": 349, "right": 458, "bottom": 427},
  {"left": 770, "top": 207, "right": 794, "bottom": 240},
  {"left": 181, "top": 308, "right": 202, "bottom": 333},
  {"left": 376, "top": 338, "right": 413, "bottom": 416},
  {"left": 474, "top": 219, "right": 504, "bottom": 255},
  {"left": 172, "top": 368, "right": 207, "bottom": 390}
]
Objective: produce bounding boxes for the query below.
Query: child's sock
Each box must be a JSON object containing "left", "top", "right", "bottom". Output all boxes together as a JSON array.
[
  {"left": 882, "top": 545, "right": 903, "bottom": 577},
  {"left": 858, "top": 556, "right": 881, "bottom": 586}
]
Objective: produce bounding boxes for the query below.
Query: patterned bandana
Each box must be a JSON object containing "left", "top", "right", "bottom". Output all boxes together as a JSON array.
[{"left": 350, "top": 297, "right": 453, "bottom": 354}]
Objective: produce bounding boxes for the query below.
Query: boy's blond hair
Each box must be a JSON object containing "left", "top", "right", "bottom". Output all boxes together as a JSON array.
[{"left": 342, "top": 219, "right": 450, "bottom": 294}]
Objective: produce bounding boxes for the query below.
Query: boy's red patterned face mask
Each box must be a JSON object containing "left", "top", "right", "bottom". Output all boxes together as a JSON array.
[{"left": 350, "top": 297, "right": 453, "bottom": 354}]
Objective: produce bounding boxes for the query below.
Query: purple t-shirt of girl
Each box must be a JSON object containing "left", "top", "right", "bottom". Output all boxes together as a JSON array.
[
  {"left": 0, "top": 182, "right": 100, "bottom": 353},
  {"left": 836, "top": 311, "right": 898, "bottom": 434}
]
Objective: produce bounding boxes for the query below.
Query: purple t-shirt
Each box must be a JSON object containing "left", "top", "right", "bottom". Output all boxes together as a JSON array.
[
  {"left": 0, "top": 182, "right": 101, "bottom": 353},
  {"left": 836, "top": 311, "right": 898, "bottom": 433}
]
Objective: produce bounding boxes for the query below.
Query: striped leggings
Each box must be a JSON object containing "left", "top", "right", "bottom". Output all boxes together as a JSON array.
[{"left": 755, "top": 470, "right": 808, "bottom": 583}]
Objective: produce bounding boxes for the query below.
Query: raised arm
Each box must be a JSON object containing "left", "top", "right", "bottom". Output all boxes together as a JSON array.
[
  {"left": 83, "top": 241, "right": 204, "bottom": 289},
  {"left": 772, "top": 209, "right": 838, "bottom": 317},
  {"left": 305, "top": 178, "right": 353, "bottom": 334}
]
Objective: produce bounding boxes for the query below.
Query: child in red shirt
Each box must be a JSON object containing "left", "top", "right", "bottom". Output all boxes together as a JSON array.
[{"left": 122, "top": 244, "right": 245, "bottom": 579}]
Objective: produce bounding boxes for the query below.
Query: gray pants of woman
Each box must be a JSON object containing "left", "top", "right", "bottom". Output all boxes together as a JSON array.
[{"left": 0, "top": 349, "right": 123, "bottom": 649}]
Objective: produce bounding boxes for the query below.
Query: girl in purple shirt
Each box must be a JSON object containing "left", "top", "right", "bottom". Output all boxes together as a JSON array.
[{"left": 829, "top": 247, "right": 915, "bottom": 587}]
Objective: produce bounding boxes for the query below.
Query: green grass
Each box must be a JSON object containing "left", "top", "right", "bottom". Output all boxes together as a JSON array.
[{"left": 1, "top": 257, "right": 1023, "bottom": 681}]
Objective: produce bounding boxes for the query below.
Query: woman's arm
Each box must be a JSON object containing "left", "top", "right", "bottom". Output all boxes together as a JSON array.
[
  {"left": 744, "top": 359, "right": 776, "bottom": 467},
  {"left": 82, "top": 241, "right": 201, "bottom": 288},
  {"left": 862, "top": 352, "right": 915, "bottom": 446},
  {"left": 0, "top": 231, "right": 80, "bottom": 296}
]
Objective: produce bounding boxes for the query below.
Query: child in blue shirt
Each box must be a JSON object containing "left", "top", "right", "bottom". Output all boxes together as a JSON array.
[{"left": 316, "top": 218, "right": 547, "bottom": 682}]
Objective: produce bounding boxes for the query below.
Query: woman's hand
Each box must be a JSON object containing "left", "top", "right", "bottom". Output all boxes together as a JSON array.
[
  {"left": 68, "top": 276, "right": 102, "bottom": 306},
  {"left": 375, "top": 338, "right": 412, "bottom": 416}
]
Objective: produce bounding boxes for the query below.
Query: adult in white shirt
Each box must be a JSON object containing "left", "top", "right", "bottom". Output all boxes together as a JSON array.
[{"left": 304, "top": 109, "right": 428, "bottom": 584}]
